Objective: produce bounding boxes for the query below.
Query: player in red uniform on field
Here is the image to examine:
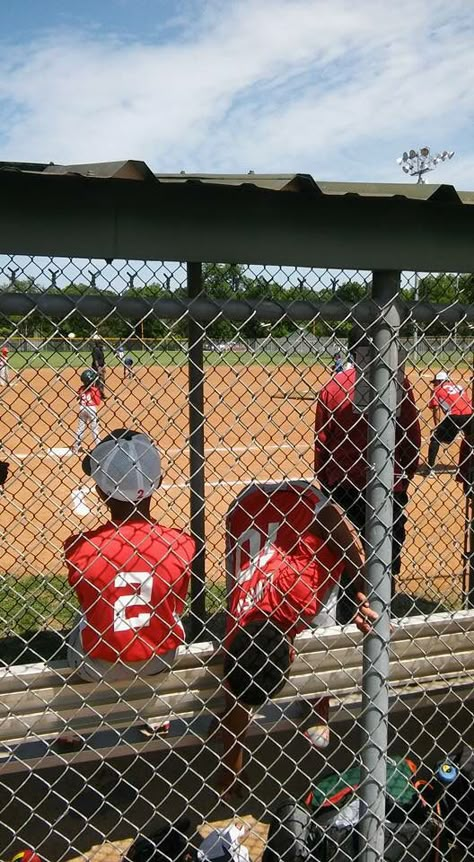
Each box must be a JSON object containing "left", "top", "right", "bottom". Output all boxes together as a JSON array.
[
  {"left": 314, "top": 331, "right": 420, "bottom": 600},
  {"left": 427, "top": 371, "right": 473, "bottom": 469},
  {"left": 219, "top": 480, "right": 376, "bottom": 799},
  {"left": 65, "top": 430, "right": 195, "bottom": 698},
  {"left": 73, "top": 369, "right": 103, "bottom": 454},
  {"left": 0, "top": 345, "right": 9, "bottom": 386}
]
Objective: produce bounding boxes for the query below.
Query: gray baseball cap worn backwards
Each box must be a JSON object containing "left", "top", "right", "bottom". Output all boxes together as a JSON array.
[{"left": 82, "top": 429, "right": 161, "bottom": 502}]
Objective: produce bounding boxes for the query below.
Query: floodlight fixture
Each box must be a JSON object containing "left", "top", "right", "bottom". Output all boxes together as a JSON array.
[{"left": 396, "top": 147, "right": 455, "bottom": 184}]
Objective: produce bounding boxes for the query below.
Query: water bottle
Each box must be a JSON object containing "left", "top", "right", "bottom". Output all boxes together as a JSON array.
[{"left": 436, "top": 761, "right": 459, "bottom": 784}]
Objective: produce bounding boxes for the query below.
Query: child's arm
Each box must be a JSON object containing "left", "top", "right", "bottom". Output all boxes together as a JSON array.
[{"left": 311, "top": 503, "right": 378, "bottom": 633}]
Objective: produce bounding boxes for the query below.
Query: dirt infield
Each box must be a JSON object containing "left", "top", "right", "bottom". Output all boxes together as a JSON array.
[{"left": 0, "top": 361, "right": 468, "bottom": 605}]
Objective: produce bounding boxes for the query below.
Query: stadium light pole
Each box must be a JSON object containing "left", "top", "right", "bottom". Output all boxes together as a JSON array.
[
  {"left": 396, "top": 146, "right": 455, "bottom": 184},
  {"left": 396, "top": 147, "right": 455, "bottom": 358}
]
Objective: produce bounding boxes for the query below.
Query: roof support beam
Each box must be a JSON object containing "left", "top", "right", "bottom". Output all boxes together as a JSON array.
[{"left": 0, "top": 173, "right": 473, "bottom": 272}]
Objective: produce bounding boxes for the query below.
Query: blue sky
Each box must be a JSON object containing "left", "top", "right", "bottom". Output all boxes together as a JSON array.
[
  {"left": 1, "top": 0, "right": 183, "bottom": 42},
  {"left": 0, "top": 0, "right": 472, "bottom": 187}
]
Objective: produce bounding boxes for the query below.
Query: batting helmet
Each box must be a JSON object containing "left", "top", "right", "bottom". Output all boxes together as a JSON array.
[{"left": 80, "top": 369, "right": 98, "bottom": 387}]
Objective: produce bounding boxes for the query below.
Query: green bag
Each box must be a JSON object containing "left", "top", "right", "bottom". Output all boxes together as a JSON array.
[{"left": 307, "top": 756, "right": 419, "bottom": 818}]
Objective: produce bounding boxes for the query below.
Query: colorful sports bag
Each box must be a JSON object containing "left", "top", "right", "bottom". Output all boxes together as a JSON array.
[{"left": 263, "top": 750, "right": 474, "bottom": 862}]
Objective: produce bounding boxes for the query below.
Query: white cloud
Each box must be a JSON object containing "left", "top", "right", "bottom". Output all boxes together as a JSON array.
[{"left": 0, "top": 0, "right": 472, "bottom": 186}]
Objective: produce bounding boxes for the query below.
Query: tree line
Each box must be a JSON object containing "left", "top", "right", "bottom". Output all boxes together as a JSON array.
[{"left": 1, "top": 266, "right": 472, "bottom": 341}]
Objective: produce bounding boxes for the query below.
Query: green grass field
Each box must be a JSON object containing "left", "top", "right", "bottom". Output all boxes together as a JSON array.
[
  {"left": 6, "top": 348, "right": 473, "bottom": 372},
  {"left": 7, "top": 349, "right": 333, "bottom": 370},
  {"left": 0, "top": 574, "right": 77, "bottom": 647}
]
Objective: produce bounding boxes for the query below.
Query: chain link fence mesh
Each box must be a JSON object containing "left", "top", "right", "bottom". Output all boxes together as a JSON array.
[{"left": 0, "top": 256, "right": 472, "bottom": 862}]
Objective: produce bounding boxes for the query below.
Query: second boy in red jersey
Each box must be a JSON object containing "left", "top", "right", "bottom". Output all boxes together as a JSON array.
[
  {"left": 219, "top": 480, "right": 376, "bottom": 800},
  {"left": 65, "top": 429, "right": 195, "bottom": 691}
]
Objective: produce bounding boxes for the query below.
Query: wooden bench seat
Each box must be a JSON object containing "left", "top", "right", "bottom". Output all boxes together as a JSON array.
[{"left": 0, "top": 612, "right": 473, "bottom": 774}]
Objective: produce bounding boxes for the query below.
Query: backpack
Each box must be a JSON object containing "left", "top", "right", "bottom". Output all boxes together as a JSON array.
[{"left": 263, "top": 755, "right": 457, "bottom": 862}]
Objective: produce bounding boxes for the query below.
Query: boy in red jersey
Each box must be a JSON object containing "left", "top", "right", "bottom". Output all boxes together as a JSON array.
[
  {"left": 72, "top": 369, "right": 102, "bottom": 455},
  {"left": 427, "top": 371, "right": 473, "bottom": 469},
  {"left": 65, "top": 429, "right": 195, "bottom": 696},
  {"left": 218, "top": 480, "right": 376, "bottom": 799}
]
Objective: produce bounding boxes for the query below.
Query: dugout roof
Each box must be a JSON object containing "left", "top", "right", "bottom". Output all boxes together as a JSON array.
[{"left": 0, "top": 159, "right": 472, "bottom": 270}]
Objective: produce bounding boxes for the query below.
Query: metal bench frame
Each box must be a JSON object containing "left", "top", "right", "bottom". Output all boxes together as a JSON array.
[{"left": 0, "top": 612, "right": 473, "bottom": 774}]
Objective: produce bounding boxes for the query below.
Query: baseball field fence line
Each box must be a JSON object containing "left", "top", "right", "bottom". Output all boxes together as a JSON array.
[{"left": 0, "top": 170, "right": 473, "bottom": 862}]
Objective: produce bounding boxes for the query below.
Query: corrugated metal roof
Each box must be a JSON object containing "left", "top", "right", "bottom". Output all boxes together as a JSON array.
[
  {"left": 151, "top": 172, "right": 313, "bottom": 192},
  {"left": 43, "top": 160, "right": 156, "bottom": 180},
  {"left": 153, "top": 174, "right": 470, "bottom": 202},
  {"left": 0, "top": 160, "right": 471, "bottom": 203}
]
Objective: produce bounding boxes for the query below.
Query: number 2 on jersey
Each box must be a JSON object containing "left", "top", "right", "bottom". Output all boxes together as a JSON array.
[{"left": 113, "top": 571, "right": 153, "bottom": 632}]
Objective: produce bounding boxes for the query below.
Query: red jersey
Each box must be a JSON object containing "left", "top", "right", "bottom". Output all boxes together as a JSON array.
[
  {"left": 65, "top": 519, "right": 195, "bottom": 662},
  {"left": 429, "top": 382, "right": 472, "bottom": 417},
  {"left": 314, "top": 367, "right": 420, "bottom": 491},
  {"left": 78, "top": 385, "right": 102, "bottom": 408},
  {"left": 225, "top": 481, "right": 344, "bottom": 643}
]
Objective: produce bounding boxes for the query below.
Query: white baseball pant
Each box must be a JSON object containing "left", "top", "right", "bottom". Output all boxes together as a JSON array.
[{"left": 75, "top": 407, "right": 100, "bottom": 450}]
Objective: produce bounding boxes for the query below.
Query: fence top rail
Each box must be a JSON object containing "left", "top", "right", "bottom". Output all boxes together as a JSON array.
[{"left": 1, "top": 292, "right": 474, "bottom": 323}]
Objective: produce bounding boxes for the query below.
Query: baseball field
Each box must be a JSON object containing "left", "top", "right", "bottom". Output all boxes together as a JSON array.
[{"left": 0, "top": 356, "right": 468, "bottom": 640}]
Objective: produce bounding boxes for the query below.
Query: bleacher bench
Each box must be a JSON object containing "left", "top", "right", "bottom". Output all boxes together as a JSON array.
[{"left": 0, "top": 611, "right": 473, "bottom": 774}]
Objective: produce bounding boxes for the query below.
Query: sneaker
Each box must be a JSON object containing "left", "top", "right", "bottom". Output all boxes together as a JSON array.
[
  {"left": 138, "top": 720, "right": 171, "bottom": 738},
  {"left": 298, "top": 696, "right": 330, "bottom": 749},
  {"left": 304, "top": 722, "right": 330, "bottom": 749}
]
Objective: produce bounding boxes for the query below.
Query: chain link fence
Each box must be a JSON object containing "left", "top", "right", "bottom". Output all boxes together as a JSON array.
[{"left": 0, "top": 255, "right": 473, "bottom": 862}]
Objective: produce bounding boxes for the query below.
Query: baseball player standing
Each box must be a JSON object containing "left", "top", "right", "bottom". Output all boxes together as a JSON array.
[
  {"left": 73, "top": 369, "right": 102, "bottom": 454},
  {"left": 427, "top": 370, "right": 473, "bottom": 469},
  {"left": 0, "top": 346, "right": 9, "bottom": 386},
  {"left": 91, "top": 335, "right": 106, "bottom": 397},
  {"left": 314, "top": 327, "right": 420, "bottom": 603}
]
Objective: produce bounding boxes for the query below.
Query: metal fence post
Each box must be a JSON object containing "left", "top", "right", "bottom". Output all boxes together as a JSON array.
[
  {"left": 467, "top": 351, "right": 474, "bottom": 608},
  {"left": 187, "top": 261, "right": 206, "bottom": 635},
  {"left": 359, "top": 270, "right": 401, "bottom": 862}
]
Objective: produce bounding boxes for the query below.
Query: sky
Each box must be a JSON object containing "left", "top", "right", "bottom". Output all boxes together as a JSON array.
[{"left": 0, "top": 0, "right": 472, "bottom": 187}]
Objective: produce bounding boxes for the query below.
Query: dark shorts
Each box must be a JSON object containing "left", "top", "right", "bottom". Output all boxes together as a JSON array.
[
  {"left": 433, "top": 414, "right": 473, "bottom": 445},
  {"left": 124, "top": 358, "right": 133, "bottom": 367},
  {"left": 326, "top": 486, "right": 408, "bottom": 563}
]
